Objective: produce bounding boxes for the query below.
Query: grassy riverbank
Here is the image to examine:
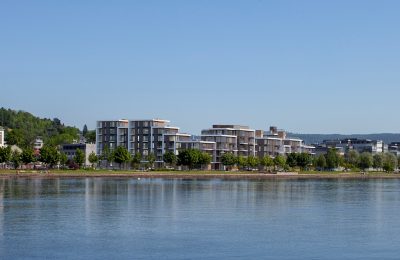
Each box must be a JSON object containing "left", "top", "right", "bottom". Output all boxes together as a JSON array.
[{"left": 0, "top": 169, "right": 399, "bottom": 179}]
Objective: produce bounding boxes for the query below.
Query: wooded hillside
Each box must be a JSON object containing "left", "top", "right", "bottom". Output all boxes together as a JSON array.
[{"left": 0, "top": 107, "right": 80, "bottom": 148}]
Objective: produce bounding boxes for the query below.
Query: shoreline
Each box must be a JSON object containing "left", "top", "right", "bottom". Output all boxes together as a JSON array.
[{"left": 1, "top": 171, "right": 400, "bottom": 180}]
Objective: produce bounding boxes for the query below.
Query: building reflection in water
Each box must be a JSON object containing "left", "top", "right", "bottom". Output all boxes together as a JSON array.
[{"left": 0, "top": 178, "right": 400, "bottom": 237}]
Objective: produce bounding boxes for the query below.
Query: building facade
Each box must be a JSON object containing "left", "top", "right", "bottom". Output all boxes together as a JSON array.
[
  {"left": 256, "top": 126, "right": 315, "bottom": 158},
  {"left": 95, "top": 120, "right": 318, "bottom": 170},
  {"left": 318, "top": 138, "right": 384, "bottom": 155},
  {"left": 61, "top": 143, "right": 96, "bottom": 167},
  {"left": 96, "top": 120, "right": 129, "bottom": 155},
  {"left": 96, "top": 119, "right": 193, "bottom": 167},
  {"left": 201, "top": 125, "right": 256, "bottom": 170}
]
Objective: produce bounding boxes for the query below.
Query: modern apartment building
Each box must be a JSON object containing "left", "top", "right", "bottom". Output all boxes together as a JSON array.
[
  {"left": 97, "top": 119, "right": 192, "bottom": 167},
  {"left": 129, "top": 119, "right": 192, "bottom": 165},
  {"left": 256, "top": 126, "right": 315, "bottom": 158},
  {"left": 96, "top": 120, "right": 316, "bottom": 170},
  {"left": 201, "top": 124, "right": 256, "bottom": 170},
  {"left": 96, "top": 119, "right": 129, "bottom": 155}
]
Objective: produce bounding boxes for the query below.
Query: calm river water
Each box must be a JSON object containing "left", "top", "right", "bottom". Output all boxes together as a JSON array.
[{"left": 0, "top": 178, "right": 399, "bottom": 259}]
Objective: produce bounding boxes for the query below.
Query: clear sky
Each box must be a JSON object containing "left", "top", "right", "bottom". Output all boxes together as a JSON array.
[{"left": 1, "top": 0, "right": 399, "bottom": 134}]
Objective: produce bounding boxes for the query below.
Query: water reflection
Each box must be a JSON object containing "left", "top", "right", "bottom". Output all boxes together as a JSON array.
[{"left": 0, "top": 178, "right": 400, "bottom": 259}]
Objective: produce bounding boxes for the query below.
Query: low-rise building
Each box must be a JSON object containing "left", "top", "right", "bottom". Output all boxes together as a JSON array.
[
  {"left": 388, "top": 142, "right": 400, "bottom": 157},
  {"left": 61, "top": 143, "right": 96, "bottom": 167},
  {"left": 318, "top": 138, "right": 384, "bottom": 155}
]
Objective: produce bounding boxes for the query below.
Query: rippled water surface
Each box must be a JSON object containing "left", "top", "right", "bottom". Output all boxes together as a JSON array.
[{"left": 1, "top": 178, "right": 400, "bottom": 259}]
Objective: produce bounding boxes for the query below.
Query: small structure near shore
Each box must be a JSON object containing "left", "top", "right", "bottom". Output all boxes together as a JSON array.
[{"left": 275, "top": 172, "right": 298, "bottom": 175}]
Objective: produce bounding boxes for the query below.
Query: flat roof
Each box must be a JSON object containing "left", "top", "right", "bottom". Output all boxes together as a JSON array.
[{"left": 202, "top": 128, "right": 255, "bottom": 132}]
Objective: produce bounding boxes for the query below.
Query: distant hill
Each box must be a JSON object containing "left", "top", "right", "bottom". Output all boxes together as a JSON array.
[
  {"left": 287, "top": 133, "right": 400, "bottom": 145},
  {"left": 0, "top": 107, "right": 80, "bottom": 148}
]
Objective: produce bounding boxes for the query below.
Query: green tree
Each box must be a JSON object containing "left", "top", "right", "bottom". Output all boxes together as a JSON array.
[
  {"left": 0, "top": 108, "right": 80, "bottom": 148},
  {"left": 46, "top": 133, "right": 77, "bottom": 147},
  {"left": 11, "top": 150, "right": 21, "bottom": 169},
  {"left": 199, "top": 152, "right": 212, "bottom": 169},
  {"left": 247, "top": 155, "right": 259, "bottom": 170},
  {"left": 373, "top": 153, "right": 384, "bottom": 170},
  {"left": 237, "top": 156, "right": 248, "bottom": 170},
  {"left": 221, "top": 153, "right": 237, "bottom": 170},
  {"left": 85, "top": 130, "right": 96, "bottom": 143},
  {"left": 112, "top": 146, "right": 131, "bottom": 169},
  {"left": 286, "top": 153, "right": 298, "bottom": 168},
  {"left": 5, "top": 129, "right": 24, "bottom": 146},
  {"left": 345, "top": 150, "right": 360, "bottom": 169},
  {"left": 273, "top": 155, "right": 286, "bottom": 171},
  {"left": 101, "top": 145, "right": 114, "bottom": 168},
  {"left": 260, "top": 155, "right": 274, "bottom": 172},
  {"left": 88, "top": 151, "right": 99, "bottom": 169},
  {"left": 131, "top": 152, "right": 142, "bottom": 169},
  {"left": 325, "top": 148, "right": 340, "bottom": 170},
  {"left": 0, "top": 146, "right": 12, "bottom": 167},
  {"left": 382, "top": 153, "right": 397, "bottom": 172},
  {"left": 297, "top": 153, "right": 312, "bottom": 171},
  {"left": 20, "top": 148, "right": 35, "bottom": 166},
  {"left": 82, "top": 124, "right": 88, "bottom": 137},
  {"left": 146, "top": 153, "right": 156, "bottom": 169},
  {"left": 163, "top": 151, "right": 177, "bottom": 167},
  {"left": 74, "top": 149, "right": 85, "bottom": 169},
  {"left": 39, "top": 146, "right": 60, "bottom": 168},
  {"left": 177, "top": 149, "right": 201, "bottom": 170},
  {"left": 358, "top": 152, "right": 373, "bottom": 171},
  {"left": 315, "top": 154, "right": 327, "bottom": 170},
  {"left": 59, "top": 152, "right": 68, "bottom": 168}
]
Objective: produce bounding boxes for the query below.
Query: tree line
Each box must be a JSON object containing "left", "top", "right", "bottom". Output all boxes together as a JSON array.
[
  {"left": 1, "top": 108, "right": 80, "bottom": 148},
  {"left": 99, "top": 147, "right": 212, "bottom": 170},
  {"left": 313, "top": 149, "right": 399, "bottom": 172},
  {"left": 0, "top": 145, "right": 90, "bottom": 170},
  {"left": 220, "top": 152, "right": 310, "bottom": 171},
  {"left": 221, "top": 149, "right": 400, "bottom": 172},
  {"left": 1, "top": 144, "right": 399, "bottom": 172}
]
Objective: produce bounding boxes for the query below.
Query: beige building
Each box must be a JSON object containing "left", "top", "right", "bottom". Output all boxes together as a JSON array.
[
  {"left": 256, "top": 126, "right": 315, "bottom": 158},
  {"left": 61, "top": 143, "right": 96, "bottom": 167},
  {"left": 201, "top": 124, "right": 256, "bottom": 170}
]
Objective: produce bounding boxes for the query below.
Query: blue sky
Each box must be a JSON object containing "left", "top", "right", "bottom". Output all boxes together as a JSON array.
[{"left": 1, "top": 0, "right": 399, "bottom": 134}]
